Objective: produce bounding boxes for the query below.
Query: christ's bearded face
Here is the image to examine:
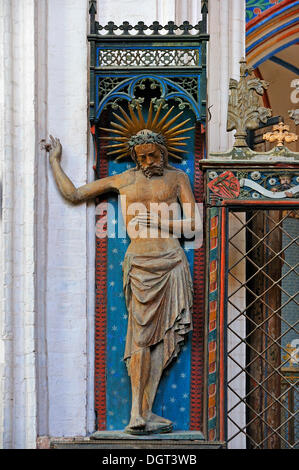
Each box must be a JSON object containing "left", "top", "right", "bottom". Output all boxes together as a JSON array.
[{"left": 134, "top": 143, "right": 165, "bottom": 178}]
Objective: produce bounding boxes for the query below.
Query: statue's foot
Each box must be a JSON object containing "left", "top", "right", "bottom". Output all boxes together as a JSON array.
[
  {"left": 145, "top": 421, "right": 173, "bottom": 434},
  {"left": 144, "top": 411, "right": 172, "bottom": 426},
  {"left": 124, "top": 420, "right": 173, "bottom": 436},
  {"left": 124, "top": 415, "right": 146, "bottom": 434}
]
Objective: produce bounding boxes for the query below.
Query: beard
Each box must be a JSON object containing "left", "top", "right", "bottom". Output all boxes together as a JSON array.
[
  {"left": 138, "top": 155, "right": 165, "bottom": 179},
  {"left": 142, "top": 163, "right": 164, "bottom": 178}
]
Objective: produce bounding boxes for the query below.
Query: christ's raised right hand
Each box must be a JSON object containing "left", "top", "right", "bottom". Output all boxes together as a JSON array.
[{"left": 49, "top": 135, "right": 62, "bottom": 164}]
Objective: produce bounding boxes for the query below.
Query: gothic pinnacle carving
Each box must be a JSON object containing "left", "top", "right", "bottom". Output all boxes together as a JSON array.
[{"left": 227, "top": 58, "right": 272, "bottom": 147}]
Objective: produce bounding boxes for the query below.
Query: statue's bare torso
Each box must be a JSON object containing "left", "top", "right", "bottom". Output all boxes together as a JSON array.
[{"left": 115, "top": 167, "right": 189, "bottom": 254}]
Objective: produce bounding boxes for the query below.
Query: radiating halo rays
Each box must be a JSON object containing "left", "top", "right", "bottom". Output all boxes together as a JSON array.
[{"left": 99, "top": 102, "right": 194, "bottom": 161}]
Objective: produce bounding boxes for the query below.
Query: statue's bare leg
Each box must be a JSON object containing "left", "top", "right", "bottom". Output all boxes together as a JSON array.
[
  {"left": 142, "top": 342, "right": 172, "bottom": 426},
  {"left": 127, "top": 347, "right": 150, "bottom": 430}
]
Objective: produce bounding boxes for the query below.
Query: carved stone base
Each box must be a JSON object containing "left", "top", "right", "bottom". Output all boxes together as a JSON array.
[{"left": 50, "top": 431, "right": 226, "bottom": 449}]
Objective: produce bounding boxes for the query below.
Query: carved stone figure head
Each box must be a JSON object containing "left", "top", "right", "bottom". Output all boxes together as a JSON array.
[
  {"left": 279, "top": 173, "right": 292, "bottom": 190},
  {"left": 133, "top": 142, "right": 165, "bottom": 178},
  {"left": 129, "top": 130, "right": 168, "bottom": 178}
]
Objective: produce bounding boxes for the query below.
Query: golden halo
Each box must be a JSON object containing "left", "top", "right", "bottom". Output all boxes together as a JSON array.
[{"left": 100, "top": 102, "right": 194, "bottom": 161}]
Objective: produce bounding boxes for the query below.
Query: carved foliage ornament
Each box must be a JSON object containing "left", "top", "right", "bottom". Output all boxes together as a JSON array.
[{"left": 227, "top": 58, "right": 272, "bottom": 147}]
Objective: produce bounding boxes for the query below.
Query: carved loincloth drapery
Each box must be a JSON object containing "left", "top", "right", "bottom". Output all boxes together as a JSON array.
[{"left": 123, "top": 248, "right": 193, "bottom": 371}]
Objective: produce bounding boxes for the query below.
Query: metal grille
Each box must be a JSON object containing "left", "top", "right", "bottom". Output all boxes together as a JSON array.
[{"left": 227, "top": 209, "right": 299, "bottom": 449}]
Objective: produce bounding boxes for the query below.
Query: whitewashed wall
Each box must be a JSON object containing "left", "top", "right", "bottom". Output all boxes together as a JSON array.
[
  {"left": 0, "top": 0, "right": 38, "bottom": 449},
  {"left": 0, "top": 0, "right": 246, "bottom": 448},
  {"left": 46, "top": 0, "right": 92, "bottom": 439},
  {"left": 208, "top": 0, "right": 246, "bottom": 152},
  {"left": 0, "top": 0, "right": 92, "bottom": 448}
]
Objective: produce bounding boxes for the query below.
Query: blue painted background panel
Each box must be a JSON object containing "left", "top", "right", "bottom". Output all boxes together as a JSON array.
[{"left": 105, "top": 108, "right": 196, "bottom": 430}]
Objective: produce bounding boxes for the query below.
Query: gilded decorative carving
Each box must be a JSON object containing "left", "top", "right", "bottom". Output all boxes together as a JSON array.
[{"left": 263, "top": 122, "right": 298, "bottom": 147}]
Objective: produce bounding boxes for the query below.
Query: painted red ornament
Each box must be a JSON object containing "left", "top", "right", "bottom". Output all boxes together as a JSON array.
[{"left": 208, "top": 171, "right": 240, "bottom": 199}]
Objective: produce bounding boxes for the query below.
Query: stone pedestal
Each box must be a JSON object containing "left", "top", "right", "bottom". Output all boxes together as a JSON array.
[{"left": 50, "top": 431, "right": 225, "bottom": 449}]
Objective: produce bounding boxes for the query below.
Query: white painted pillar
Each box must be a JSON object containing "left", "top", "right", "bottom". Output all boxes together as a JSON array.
[
  {"left": 175, "top": 0, "right": 202, "bottom": 25},
  {"left": 158, "top": 0, "right": 176, "bottom": 23},
  {"left": 98, "top": 0, "right": 175, "bottom": 24},
  {"left": 0, "top": 0, "right": 38, "bottom": 449},
  {"left": 35, "top": 0, "right": 50, "bottom": 439},
  {"left": 1, "top": 0, "right": 94, "bottom": 446},
  {"left": 46, "top": 0, "right": 91, "bottom": 438},
  {"left": 208, "top": 0, "right": 246, "bottom": 152},
  {"left": 207, "top": 0, "right": 246, "bottom": 449},
  {"left": 226, "top": 218, "right": 246, "bottom": 449}
]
